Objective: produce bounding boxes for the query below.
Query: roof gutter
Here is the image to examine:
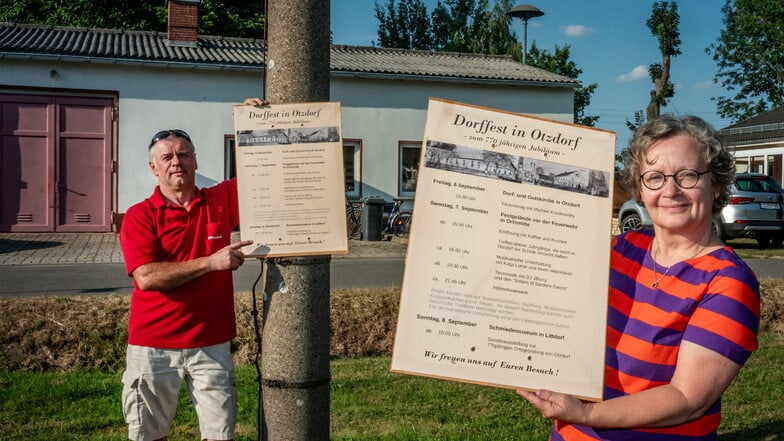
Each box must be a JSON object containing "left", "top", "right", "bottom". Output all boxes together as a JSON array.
[
  {"left": 2, "top": 51, "right": 579, "bottom": 88},
  {"left": 331, "top": 70, "right": 580, "bottom": 89},
  {"left": 0, "top": 51, "right": 265, "bottom": 72},
  {"left": 720, "top": 122, "right": 784, "bottom": 136}
]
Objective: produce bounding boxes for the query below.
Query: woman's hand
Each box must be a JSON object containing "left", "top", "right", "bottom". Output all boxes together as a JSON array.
[
  {"left": 517, "top": 342, "right": 744, "bottom": 429},
  {"left": 517, "top": 389, "right": 591, "bottom": 424}
]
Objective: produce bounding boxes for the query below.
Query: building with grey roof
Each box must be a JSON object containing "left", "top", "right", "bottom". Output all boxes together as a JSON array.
[
  {"left": 0, "top": 0, "right": 578, "bottom": 232},
  {"left": 720, "top": 107, "right": 784, "bottom": 185}
]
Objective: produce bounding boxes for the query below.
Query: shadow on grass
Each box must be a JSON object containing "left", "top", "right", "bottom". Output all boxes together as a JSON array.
[
  {"left": 724, "top": 239, "right": 784, "bottom": 260},
  {"left": 0, "top": 238, "right": 62, "bottom": 255},
  {"left": 79, "top": 287, "right": 133, "bottom": 294},
  {"left": 721, "top": 419, "right": 784, "bottom": 441},
  {"left": 727, "top": 241, "right": 760, "bottom": 250}
]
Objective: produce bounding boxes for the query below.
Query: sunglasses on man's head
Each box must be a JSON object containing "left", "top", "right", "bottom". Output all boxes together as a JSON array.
[{"left": 148, "top": 129, "right": 192, "bottom": 149}]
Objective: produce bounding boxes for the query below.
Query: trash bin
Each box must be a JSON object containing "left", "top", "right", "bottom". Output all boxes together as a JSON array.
[{"left": 360, "top": 196, "right": 385, "bottom": 241}]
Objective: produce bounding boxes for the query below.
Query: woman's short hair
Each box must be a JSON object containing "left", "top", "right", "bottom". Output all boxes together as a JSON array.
[{"left": 621, "top": 114, "right": 735, "bottom": 214}]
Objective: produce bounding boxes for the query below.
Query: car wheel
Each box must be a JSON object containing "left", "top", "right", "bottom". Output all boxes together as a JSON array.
[
  {"left": 711, "top": 219, "right": 728, "bottom": 242},
  {"left": 620, "top": 214, "right": 642, "bottom": 232},
  {"left": 755, "top": 232, "right": 776, "bottom": 249},
  {"left": 772, "top": 234, "right": 784, "bottom": 249}
]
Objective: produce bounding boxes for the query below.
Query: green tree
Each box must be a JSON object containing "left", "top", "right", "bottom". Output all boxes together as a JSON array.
[
  {"left": 624, "top": 1, "right": 680, "bottom": 135},
  {"left": 645, "top": 1, "right": 681, "bottom": 120},
  {"left": 625, "top": 110, "right": 646, "bottom": 134},
  {"left": 707, "top": 0, "right": 784, "bottom": 122},
  {"left": 0, "top": 0, "right": 264, "bottom": 38},
  {"left": 374, "top": 0, "right": 431, "bottom": 49},
  {"left": 527, "top": 42, "right": 599, "bottom": 127},
  {"left": 0, "top": 0, "right": 163, "bottom": 30},
  {"left": 374, "top": 0, "right": 598, "bottom": 127},
  {"left": 193, "top": 0, "right": 265, "bottom": 39},
  {"left": 465, "top": 0, "right": 521, "bottom": 57},
  {"left": 430, "top": 0, "right": 480, "bottom": 52}
]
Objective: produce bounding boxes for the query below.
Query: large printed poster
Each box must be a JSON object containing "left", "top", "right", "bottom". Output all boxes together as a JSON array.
[
  {"left": 233, "top": 102, "right": 348, "bottom": 258},
  {"left": 391, "top": 99, "right": 616, "bottom": 401}
]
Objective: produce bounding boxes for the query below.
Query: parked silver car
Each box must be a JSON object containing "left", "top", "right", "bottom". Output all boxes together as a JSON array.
[{"left": 618, "top": 173, "right": 784, "bottom": 248}]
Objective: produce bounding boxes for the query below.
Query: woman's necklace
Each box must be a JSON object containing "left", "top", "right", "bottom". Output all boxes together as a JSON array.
[
  {"left": 651, "top": 259, "right": 670, "bottom": 288},
  {"left": 651, "top": 243, "right": 705, "bottom": 288}
]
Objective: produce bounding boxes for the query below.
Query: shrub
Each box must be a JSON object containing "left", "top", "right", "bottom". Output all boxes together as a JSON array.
[
  {"left": 0, "top": 288, "right": 401, "bottom": 372},
  {"left": 1, "top": 281, "right": 781, "bottom": 372}
]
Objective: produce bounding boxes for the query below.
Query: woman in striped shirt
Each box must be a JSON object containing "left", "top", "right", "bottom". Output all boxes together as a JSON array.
[{"left": 518, "top": 114, "right": 760, "bottom": 441}]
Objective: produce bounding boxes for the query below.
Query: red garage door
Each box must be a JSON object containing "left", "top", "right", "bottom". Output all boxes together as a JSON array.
[{"left": 0, "top": 94, "right": 113, "bottom": 232}]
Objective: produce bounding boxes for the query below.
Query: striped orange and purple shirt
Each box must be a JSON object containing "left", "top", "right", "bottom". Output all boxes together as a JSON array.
[{"left": 550, "top": 229, "right": 760, "bottom": 441}]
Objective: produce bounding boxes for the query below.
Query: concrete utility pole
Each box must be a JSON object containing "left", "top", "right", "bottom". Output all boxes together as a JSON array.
[{"left": 261, "top": 0, "right": 331, "bottom": 440}]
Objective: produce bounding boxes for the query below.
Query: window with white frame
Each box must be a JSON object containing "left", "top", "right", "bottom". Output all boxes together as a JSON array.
[
  {"left": 399, "top": 141, "right": 421, "bottom": 197},
  {"left": 343, "top": 139, "right": 362, "bottom": 198},
  {"left": 224, "top": 135, "right": 236, "bottom": 179}
]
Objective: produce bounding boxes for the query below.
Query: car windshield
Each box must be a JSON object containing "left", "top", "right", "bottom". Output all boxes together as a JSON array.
[{"left": 736, "top": 177, "right": 784, "bottom": 193}]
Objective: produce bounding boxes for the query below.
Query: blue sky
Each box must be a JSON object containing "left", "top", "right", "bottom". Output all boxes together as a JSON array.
[{"left": 330, "top": 0, "right": 732, "bottom": 152}]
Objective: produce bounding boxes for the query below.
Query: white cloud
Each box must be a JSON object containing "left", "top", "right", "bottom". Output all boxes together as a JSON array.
[
  {"left": 693, "top": 80, "right": 716, "bottom": 90},
  {"left": 559, "top": 24, "right": 594, "bottom": 37},
  {"left": 617, "top": 65, "right": 649, "bottom": 82}
]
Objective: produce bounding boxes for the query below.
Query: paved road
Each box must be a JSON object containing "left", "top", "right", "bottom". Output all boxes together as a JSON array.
[
  {"left": 1, "top": 256, "right": 781, "bottom": 298},
  {"left": 743, "top": 258, "right": 783, "bottom": 280},
  {"left": 0, "top": 258, "right": 406, "bottom": 298},
  {"left": 0, "top": 232, "right": 409, "bottom": 297},
  {"left": 0, "top": 233, "right": 781, "bottom": 297}
]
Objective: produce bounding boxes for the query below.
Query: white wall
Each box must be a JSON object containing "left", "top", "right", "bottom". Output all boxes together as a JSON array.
[
  {"left": 332, "top": 77, "right": 574, "bottom": 203},
  {"left": 729, "top": 144, "right": 784, "bottom": 183},
  {"left": 2, "top": 58, "right": 574, "bottom": 218},
  {"left": 112, "top": 66, "right": 263, "bottom": 210}
]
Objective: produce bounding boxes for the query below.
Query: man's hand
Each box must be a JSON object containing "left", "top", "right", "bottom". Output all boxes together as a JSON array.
[
  {"left": 133, "top": 240, "right": 254, "bottom": 291},
  {"left": 209, "top": 240, "right": 254, "bottom": 271},
  {"left": 243, "top": 97, "right": 268, "bottom": 106}
]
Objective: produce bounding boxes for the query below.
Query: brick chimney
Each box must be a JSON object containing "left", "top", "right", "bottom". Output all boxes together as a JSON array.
[{"left": 167, "top": 0, "right": 201, "bottom": 47}]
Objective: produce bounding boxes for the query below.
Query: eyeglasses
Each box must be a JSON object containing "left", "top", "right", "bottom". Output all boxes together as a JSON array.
[
  {"left": 148, "top": 129, "right": 192, "bottom": 149},
  {"left": 640, "top": 169, "right": 710, "bottom": 190}
]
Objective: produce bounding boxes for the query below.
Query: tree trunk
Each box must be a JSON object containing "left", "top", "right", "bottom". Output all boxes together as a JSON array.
[{"left": 646, "top": 54, "right": 671, "bottom": 121}]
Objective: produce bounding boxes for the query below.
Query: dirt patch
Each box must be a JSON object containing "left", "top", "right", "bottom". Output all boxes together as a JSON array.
[
  {"left": 760, "top": 279, "right": 784, "bottom": 335},
  {"left": 1, "top": 282, "right": 781, "bottom": 372},
  {"left": 0, "top": 296, "right": 128, "bottom": 371}
]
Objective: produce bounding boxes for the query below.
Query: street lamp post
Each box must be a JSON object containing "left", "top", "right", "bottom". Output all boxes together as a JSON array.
[{"left": 507, "top": 4, "right": 544, "bottom": 65}]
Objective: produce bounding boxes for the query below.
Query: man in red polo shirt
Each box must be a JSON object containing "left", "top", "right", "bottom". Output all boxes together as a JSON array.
[{"left": 119, "top": 126, "right": 254, "bottom": 441}]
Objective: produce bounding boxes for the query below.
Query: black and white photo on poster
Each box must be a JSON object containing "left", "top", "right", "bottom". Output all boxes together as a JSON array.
[
  {"left": 237, "top": 126, "right": 340, "bottom": 147},
  {"left": 424, "top": 140, "right": 610, "bottom": 198}
]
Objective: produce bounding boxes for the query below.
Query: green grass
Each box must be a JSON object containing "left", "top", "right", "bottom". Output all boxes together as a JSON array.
[
  {"left": 717, "top": 333, "right": 784, "bottom": 441},
  {"left": 1, "top": 334, "right": 782, "bottom": 440},
  {"left": 330, "top": 357, "right": 550, "bottom": 440},
  {"left": 726, "top": 238, "right": 784, "bottom": 260}
]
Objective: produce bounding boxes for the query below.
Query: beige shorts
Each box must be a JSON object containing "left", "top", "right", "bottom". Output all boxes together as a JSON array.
[{"left": 121, "top": 342, "right": 236, "bottom": 441}]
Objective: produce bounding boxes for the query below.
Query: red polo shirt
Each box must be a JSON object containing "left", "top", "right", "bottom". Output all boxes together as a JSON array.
[{"left": 120, "top": 179, "right": 239, "bottom": 348}]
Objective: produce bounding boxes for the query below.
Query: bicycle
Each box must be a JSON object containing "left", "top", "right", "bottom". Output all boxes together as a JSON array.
[
  {"left": 346, "top": 196, "right": 362, "bottom": 240},
  {"left": 382, "top": 198, "right": 413, "bottom": 237}
]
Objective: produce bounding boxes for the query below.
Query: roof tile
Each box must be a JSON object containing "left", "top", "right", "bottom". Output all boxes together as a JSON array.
[
  {"left": 720, "top": 105, "right": 784, "bottom": 144},
  {"left": 1, "top": 22, "right": 577, "bottom": 86}
]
